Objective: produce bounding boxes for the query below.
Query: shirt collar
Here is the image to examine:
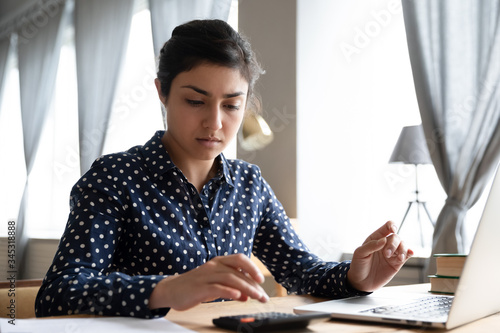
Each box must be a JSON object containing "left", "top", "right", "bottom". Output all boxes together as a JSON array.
[
  {"left": 135, "top": 131, "right": 175, "bottom": 180},
  {"left": 139, "top": 130, "right": 235, "bottom": 188},
  {"left": 217, "top": 153, "right": 235, "bottom": 187}
]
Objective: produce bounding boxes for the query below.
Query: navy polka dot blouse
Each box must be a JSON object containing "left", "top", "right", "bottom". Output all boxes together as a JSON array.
[{"left": 35, "top": 131, "right": 367, "bottom": 318}]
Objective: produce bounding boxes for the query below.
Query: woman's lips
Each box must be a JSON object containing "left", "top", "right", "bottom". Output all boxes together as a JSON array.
[{"left": 197, "top": 137, "right": 222, "bottom": 148}]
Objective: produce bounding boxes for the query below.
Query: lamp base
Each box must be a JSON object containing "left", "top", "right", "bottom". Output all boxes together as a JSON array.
[{"left": 398, "top": 200, "right": 434, "bottom": 248}]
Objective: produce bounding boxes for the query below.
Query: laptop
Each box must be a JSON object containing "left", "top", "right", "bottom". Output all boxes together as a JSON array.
[{"left": 294, "top": 166, "right": 500, "bottom": 329}]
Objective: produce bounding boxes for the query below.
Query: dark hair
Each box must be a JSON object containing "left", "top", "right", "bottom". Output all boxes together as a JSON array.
[{"left": 157, "top": 19, "right": 263, "bottom": 115}]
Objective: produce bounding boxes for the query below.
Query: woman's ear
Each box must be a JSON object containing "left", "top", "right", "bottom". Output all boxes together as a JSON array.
[{"left": 154, "top": 78, "right": 167, "bottom": 105}]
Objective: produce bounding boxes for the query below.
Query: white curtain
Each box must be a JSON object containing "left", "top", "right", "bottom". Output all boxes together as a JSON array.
[
  {"left": 0, "top": 35, "right": 11, "bottom": 109},
  {"left": 402, "top": 0, "right": 500, "bottom": 274},
  {"left": 16, "top": 0, "right": 69, "bottom": 277},
  {"left": 148, "top": 0, "right": 232, "bottom": 56},
  {"left": 74, "top": 0, "right": 135, "bottom": 174}
]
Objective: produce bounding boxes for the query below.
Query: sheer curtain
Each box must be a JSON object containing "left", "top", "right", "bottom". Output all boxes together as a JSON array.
[
  {"left": 0, "top": 35, "right": 10, "bottom": 108},
  {"left": 148, "top": 0, "right": 232, "bottom": 130},
  {"left": 148, "top": 0, "right": 232, "bottom": 56},
  {"left": 402, "top": 0, "right": 500, "bottom": 274},
  {"left": 16, "top": 1, "right": 69, "bottom": 277},
  {"left": 75, "top": 0, "right": 135, "bottom": 174}
]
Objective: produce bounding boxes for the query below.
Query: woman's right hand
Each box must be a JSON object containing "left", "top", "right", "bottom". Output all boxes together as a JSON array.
[{"left": 148, "top": 253, "right": 269, "bottom": 311}]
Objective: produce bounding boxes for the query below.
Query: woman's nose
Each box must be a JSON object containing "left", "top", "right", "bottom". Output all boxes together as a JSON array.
[{"left": 203, "top": 105, "right": 223, "bottom": 130}]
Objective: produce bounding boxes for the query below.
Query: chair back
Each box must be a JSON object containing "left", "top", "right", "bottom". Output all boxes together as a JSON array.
[{"left": 0, "top": 279, "right": 42, "bottom": 319}]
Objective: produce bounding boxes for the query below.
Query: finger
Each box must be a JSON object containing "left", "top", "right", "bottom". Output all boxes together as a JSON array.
[
  {"left": 236, "top": 294, "right": 249, "bottom": 302},
  {"left": 393, "top": 239, "right": 414, "bottom": 262},
  {"left": 219, "top": 271, "right": 269, "bottom": 302},
  {"left": 206, "top": 259, "right": 268, "bottom": 301},
  {"left": 198, "top": 284, "right": 243, "bottom": 304},
  {"left": 383, "top": 233, "right": 402, "bottom": 259},
  {"left": 235, "top": 269, "right": 269, "bottom": 299},
  {"left": 218, "top": 253, "right": 266, "bottom": 284},
  {"left": 384, "top": 233, "right": 415, "bottom": 263},
  {"left": 209, "top": 254, "right": 270, "bottom": 301},
  {"left": 365, "top": 221, "right": 398, "bottom": 243},
  {"left": 198, "top": 272, "right": 267, "bottom": 305},
  {"left": 353, "top": 237, "right": 387, "bottom": 259}
]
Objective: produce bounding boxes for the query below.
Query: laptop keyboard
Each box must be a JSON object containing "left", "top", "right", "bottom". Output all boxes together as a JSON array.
[{"left": 361, "top": 295, "right": 454, "bottom": 319}]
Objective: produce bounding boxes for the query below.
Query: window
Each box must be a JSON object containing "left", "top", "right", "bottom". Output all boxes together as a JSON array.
[
  {"left": 0, "top": 47, "right": 24, "bottom": 237},
  {"left": 0, "top": 0, "right": 239, "bottom": 239},
  {"left": 296, "top": 0, "right": 445, "bottom": 258},
  {"left": 296, "top": 0, "right": 489, "bottom": 258},
  {"left": 26, "top": 35, "right": 80, "bottom": 238},
  {"left": 102, "top": 9, "right": 161, "bottom": 155},
  {"left": 0, "top": 26, "right": 80, "bottom": 238}
]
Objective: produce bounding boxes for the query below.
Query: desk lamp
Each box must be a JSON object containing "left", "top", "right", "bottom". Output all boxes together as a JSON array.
[
  {"left": 239, "top": 114, "right": 274, "bottom": 151},
  {"left": 389, "top": 125, "right": 434, "bottom": 247}
]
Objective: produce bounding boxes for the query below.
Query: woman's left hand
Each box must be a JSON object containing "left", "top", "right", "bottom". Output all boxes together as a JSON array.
[{"left": 347, "top": 221, "right": 414, "bottom": 292}]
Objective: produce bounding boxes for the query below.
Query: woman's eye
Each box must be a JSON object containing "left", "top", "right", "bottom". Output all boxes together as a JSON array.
[
  {"left": 224, "top": 104, "right": 240, "bottom": 111},
  {"left": 187, "top": 99, "right": 204, "bottom": 106}
]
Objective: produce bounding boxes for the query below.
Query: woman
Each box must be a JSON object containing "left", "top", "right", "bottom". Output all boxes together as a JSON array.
[{"left": 35, "top": 19, "right": 413, "bottom": 318}]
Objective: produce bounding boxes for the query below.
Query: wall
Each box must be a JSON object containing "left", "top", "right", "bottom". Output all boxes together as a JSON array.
[
  {"left": 238, "top": 0, "right": 297, "bottom": 217},
  {"left": 239, "top": 0, "right": 445, "bottom": 260}
]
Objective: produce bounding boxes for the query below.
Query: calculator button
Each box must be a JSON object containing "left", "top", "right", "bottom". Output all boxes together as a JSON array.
[{"left": 240, "top": 317, "right": 255, "bottom": 323}]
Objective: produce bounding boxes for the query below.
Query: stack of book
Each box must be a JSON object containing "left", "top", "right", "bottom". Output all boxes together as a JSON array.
[{"left": 428, "top": 254, "right": 467, "bottom": 295}]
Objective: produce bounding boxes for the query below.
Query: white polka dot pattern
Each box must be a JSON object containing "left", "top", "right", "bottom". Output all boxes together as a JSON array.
[{"left": 35, "top": 131, "right": 367, "bottom": 318}]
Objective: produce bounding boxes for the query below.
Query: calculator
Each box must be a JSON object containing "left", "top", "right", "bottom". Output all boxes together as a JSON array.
[{"left": 212, "top": 311, "right": 331, "bottom": 331}]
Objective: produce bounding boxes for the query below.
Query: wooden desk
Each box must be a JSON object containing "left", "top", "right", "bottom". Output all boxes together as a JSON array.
[{"left": 167, "top": 284, "right": 500, "bottom": 332}]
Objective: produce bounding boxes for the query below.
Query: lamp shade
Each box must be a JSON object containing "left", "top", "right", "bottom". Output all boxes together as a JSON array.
[
  {"left": 389, "top": 125, "right": 432, "bottom": 165},
  {"left": 239, "top": 114, "right": 274, "bottom": 151}
]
